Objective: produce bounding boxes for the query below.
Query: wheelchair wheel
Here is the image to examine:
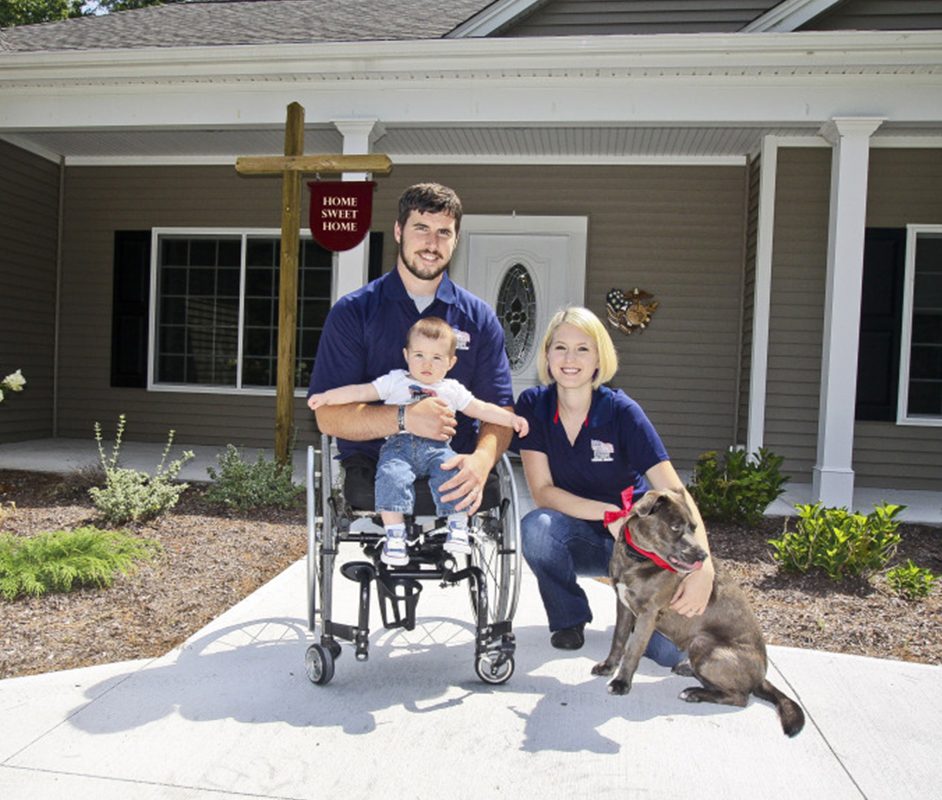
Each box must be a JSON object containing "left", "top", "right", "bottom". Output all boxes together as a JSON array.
[
  {"left": 305, "top": 643, "right": 335, "bottom": 685},
  {"left": 475, "top": 653, "right": 515, "bottom": 685},
  {"left": 467, "top": 454, "right": 522, "bottom": 625}
]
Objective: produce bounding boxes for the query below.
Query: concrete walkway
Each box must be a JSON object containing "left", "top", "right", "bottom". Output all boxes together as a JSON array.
[{"left": 1, "top": 437, "right": 940, "bottom": 799}]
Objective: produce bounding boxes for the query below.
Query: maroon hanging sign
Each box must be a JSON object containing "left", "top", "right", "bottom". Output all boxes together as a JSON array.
[{"left": 307, "top": 180, "right": 375, "bottom": 252}]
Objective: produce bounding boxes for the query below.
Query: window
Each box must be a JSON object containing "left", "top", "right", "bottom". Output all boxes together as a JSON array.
[
  {"left": 898, "top": 225, "right": 942, "bottom": 425},
  {"left": 149, "top": 230, "right": 331, "bottom": 394}
]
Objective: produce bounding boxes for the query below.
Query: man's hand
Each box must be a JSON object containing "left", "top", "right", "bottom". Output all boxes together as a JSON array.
[
  {"left": 669, "top": 560, "right": 715, "bottom": 617},
  {"left": 438, "top": 449, "right": 493, "bottom": 515},
  {"left": 405, "top": 397, "right": 457, "bottom": 441}
]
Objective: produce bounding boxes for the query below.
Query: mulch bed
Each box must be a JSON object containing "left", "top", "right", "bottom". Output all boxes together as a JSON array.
[{"left": 1, "top": 469, "right": 940, "bottom": 679}]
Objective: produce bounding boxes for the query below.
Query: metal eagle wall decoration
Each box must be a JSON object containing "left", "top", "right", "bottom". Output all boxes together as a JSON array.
[{"left": 605, "top": 287, "right": 660, "bottom": 335}]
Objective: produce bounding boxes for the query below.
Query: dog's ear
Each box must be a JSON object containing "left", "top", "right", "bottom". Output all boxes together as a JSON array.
[{"left": 630, "top": 490, "right": 667, "bottom": 518}]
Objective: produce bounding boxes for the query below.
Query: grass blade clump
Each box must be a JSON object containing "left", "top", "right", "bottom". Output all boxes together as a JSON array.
[{"left": 0, "top": 526, "right": 160, "bottom": 600}]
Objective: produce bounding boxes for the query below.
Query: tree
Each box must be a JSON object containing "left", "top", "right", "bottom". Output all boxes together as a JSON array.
[{"left": 1, "top": 0, "right": 175, "bottom": 28}]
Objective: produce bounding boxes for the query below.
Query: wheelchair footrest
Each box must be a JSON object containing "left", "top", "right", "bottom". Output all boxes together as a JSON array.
[{"left": 376, "top": 572, "right": 423, "bottom": 631}]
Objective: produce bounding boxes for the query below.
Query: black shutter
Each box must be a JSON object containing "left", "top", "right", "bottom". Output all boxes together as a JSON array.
[
  {"left": 111, "top": 231, "right": 151, "bottom": 388},
  {"left": 367, "top": 231, "right": 383, "bottom": 282},
  {"left": 855, "top": 228, "right": 905, "bottom": 421}
]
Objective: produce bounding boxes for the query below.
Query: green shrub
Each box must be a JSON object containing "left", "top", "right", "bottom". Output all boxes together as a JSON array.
[
  {"left": 885, "top": 559, "right": 937, "bottom": 600},
  {"left": 205, "top": 444, "right": 302, "bottom": 511},
  {"left": 687, "top": 447, "right": 788, "bottom": 525},
  {"left": 0, "top": 526, "right": 160, "bottom": 600},
  {"left": 769, "top": 502, "right": 904, "bottom": 581},
  {"left": 88, "top": 415, "right": 193, "bottom": 525}
]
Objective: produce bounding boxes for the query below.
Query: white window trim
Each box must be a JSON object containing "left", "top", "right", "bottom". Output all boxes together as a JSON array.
[
  {"left": 897, "top": 224, "right": 942, "bottom": 427},
  {"left": 147, "top": 227, "right": 323, "bottom": 397}
]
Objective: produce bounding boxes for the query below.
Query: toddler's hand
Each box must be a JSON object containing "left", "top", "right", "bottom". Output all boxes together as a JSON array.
[
  {"left": 513, "top": 416, "right": 529, "bottom": 437},
  {"left": 307, "top": 393, "right": 326, "bottom": 411}
]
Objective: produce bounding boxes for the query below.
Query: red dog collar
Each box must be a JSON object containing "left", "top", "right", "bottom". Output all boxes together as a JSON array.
[{"left": 603, "top": 486, "right": 677, "bottom": 573}]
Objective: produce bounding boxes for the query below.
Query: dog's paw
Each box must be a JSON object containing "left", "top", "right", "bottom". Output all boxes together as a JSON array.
[
  {"left": 591, "top": 661, "right": 614, "bottom": 676},
  {"left": 671, "top": 659, "right": 694, "bottom": 677},
  {"left": 679, "top": 687, "right": 703, "bottom": 703},
  {"left": 607, "top": 678, "right": 632, "bottom": 696}
]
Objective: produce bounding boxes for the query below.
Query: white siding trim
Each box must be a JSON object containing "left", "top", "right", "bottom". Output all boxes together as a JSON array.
[
  {"left": 446, "top": 0, "right": 544, "bottom": 38},
  {"left": 746, "top": 135, "right": 779, "bottom": 457},
  {"left": 743, "top": 0, "right": 844, "bottom": 32}
]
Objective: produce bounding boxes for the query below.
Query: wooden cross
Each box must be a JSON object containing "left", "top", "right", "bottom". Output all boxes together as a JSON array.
[{"left": 236, "top": 102, "right": 392, "bottom": 464}]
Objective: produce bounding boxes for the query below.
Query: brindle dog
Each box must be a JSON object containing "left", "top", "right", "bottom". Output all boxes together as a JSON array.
[{"left": 591, "top": 488, "right": 805, "bottom": 737}]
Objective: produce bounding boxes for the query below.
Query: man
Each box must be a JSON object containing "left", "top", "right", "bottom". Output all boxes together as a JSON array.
[{"left": 308, "top": 182, "right": 514, "bottom": 514}]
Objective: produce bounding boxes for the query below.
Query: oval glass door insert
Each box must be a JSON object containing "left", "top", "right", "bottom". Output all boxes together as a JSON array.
[{"left": 496, "top": 262, "right": 537, "bottom": 371}]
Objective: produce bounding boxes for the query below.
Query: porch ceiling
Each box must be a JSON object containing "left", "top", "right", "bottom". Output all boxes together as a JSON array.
[{"left": 6, "top": 122, "right": 942, "bottom": 166}]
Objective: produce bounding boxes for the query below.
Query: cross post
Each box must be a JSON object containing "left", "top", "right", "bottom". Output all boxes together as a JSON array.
[{"left": 235, "top": 102, "right": 392, "bottom": 464}]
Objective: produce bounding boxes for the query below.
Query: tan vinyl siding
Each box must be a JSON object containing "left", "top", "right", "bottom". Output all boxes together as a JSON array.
[
  {"left": 502, "top": 1, "right": 777, "bottom": 36},
  {"left": 764, "top": 147, "right": 831, "bottom": 480},
  {"left": 803, "top": 0, "right": 942, "bottom": 31},
  {"left": 767, "top": 147, "right": 942, "bottom": 491},
  {"left": 58, "top": 163, "right": 746, "bottom": 465},
  {"left": 854, "top": 148, "right": 942, "bottom": 490},
  {"left": 0, "top": 140, "right": 59, "bottom": 443}
]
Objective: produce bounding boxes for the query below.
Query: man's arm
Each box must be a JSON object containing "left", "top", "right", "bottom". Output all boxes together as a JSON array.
[{"left": 315, "top": 398, "right": 458, "bottom": 442}]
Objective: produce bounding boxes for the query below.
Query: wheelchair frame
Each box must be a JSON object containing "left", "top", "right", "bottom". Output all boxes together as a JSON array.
[{"left": 304, "top": 435, "right": 522, "bottom": 686}]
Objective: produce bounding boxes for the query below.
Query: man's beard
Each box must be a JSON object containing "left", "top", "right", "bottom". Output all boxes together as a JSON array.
[{"left": 399, "top": 239, "right": 451, "bottom": 283}]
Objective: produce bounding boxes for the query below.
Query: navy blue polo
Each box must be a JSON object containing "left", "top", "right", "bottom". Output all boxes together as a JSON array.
[
  {"left": 514, "top": 383, "right": 669, "bottom": 506},
  {"left": 309, "top": 268, "right": 513, "bottom": 461}
]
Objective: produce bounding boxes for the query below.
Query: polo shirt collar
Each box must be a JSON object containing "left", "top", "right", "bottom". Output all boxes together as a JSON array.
[
  {"left": 384, "top": 265, "right": 458, "bottom": 306},
  {"left": 543, "top": 383, "right": 618, "bottom": 429}
]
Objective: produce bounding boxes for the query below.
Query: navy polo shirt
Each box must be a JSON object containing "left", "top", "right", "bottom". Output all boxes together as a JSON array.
[
  {"left": 309, "top": 268, "right": 513, "bottom": 461},
  {"left": 514, "top": 384, "right": 669, "bottom": 507}
]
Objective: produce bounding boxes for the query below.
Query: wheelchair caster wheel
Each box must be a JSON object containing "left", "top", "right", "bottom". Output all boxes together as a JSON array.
[
  {"left": 475, "top": 654, "right": 514, "bottom": 685},
  {"left": 326, "top": 640, "right": 342, "bottom": 659},
  {"left": 305, "top": 643, "right": 335, "bottom": 685}
]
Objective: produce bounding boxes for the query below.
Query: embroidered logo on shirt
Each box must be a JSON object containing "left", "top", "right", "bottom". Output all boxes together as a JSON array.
[
  {"left": 590, "top": 439, "right": 614, "bottom": 463},
  {"left": 453, "top": 328, "right": 471, "bottom": 351}
]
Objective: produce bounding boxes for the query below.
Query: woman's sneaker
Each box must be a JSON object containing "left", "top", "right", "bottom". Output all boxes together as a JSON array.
[
  {"left": 381, "top": 529, "right": 409, "bottom": 566},
  {"left": 443, "top": 521, "right": 471, "bottom": 555}
]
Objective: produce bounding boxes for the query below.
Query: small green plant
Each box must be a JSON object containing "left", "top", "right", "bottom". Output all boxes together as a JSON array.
[
  {"left": 769, "top": 502, "right": 904, "bottom": 581},
  {"left": 885, "top": 560, "right": 937, "bottom": 600},
  {"left": 687, "top": 447, "right": 788, "bottom": 525},
  {"left": 206, "top": 444, "right": 302, "bottom": 511},
  {"left": 0, "top": 526, "right": 161, "bottom": 600},
  {"left": 88, "top": 415, "right": 193, "bottom": 525}
]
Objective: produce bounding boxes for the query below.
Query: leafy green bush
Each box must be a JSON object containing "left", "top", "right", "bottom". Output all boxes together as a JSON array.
[
  {"left": 88, "top": 415, "right": 193, "bottom": 525},
  {"left": 769, "top": 502, "right": 904, "bottom": 581},
  {"left": 687, "top": 447, "right": 788, "bottom": 525},
  {"left": 885, "top": 559, "right": 937, "bottom": 600},
  {"left": 206, "top": 444, "right": 302, "bottom": 511},
  {"left": 0, "top": 526, "right": 160, "bottom": 600}
]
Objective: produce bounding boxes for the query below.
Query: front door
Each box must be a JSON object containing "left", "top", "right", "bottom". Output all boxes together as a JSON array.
[{"left": 450, "top": 216, "right": 587, "bottom": 397}]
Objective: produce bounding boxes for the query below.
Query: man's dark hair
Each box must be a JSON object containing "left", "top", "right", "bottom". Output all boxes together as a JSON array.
[{"left": 397, "top": 183, "right": 463, "bottom": 233}]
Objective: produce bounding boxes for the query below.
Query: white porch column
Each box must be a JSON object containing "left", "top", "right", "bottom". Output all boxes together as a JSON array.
[
  {"left": 331, "top": 119, "right": 382, "bottom": 302},
  {"left": 812, "top": 117, "right": 884, "bottom": 507}
]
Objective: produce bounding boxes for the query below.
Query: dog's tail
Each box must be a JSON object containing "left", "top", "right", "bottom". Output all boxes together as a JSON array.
[{"left": 753, "top": 679, "right": 805, "bottom": 737}]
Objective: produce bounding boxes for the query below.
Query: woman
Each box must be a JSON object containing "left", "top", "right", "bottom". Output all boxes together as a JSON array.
[{"left": 515, "top": 307, "right": 714, "bottom": 663}]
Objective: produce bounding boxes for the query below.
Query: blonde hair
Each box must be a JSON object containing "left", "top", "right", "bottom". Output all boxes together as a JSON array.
[
  {"left": 407, "top": 316, "right": 457, "bottom": 356},
  {"left": 536, "top": 306, "right": 618, "bottom": 389}
]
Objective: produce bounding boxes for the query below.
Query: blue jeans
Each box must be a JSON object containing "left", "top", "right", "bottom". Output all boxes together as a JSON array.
[
  {"left": 520, "top": 508, "right": 683, "bottom": 668},
  {"left": 375, "top": 433, "right": 459, "bottom": 517}
]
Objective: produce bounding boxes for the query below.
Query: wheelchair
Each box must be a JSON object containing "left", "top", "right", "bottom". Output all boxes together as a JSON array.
[{"left": 304, "top": 434, "right": 522, "bottom": 686}]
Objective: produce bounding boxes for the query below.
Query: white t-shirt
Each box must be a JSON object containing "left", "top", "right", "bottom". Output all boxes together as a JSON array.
[{"left": 371, "top": 369, "right": 474, "bottom": 412}]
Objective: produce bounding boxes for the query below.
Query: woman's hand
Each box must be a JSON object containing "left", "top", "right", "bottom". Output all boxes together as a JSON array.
[{"left": 669, "top": 559, "right": 714, "bottom": 617}]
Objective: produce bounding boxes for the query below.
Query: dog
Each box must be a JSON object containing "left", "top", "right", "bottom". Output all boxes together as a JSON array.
[{"left": 591, "top": 488, "right": 805, "bottom": 737}]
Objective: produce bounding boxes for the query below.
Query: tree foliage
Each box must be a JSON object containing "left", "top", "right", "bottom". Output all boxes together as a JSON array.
[{"left": 1, "top": 0, "right": 176, "bottom": 28}]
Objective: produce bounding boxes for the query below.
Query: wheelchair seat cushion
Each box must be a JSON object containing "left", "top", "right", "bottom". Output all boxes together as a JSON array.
[{"left": 342, "top": 453, "right": 502, "bottom": 515}]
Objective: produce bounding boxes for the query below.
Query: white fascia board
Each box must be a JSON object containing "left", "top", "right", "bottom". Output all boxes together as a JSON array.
[
  {"left": 2, "top": 30, "right": 940, "bottom": 84},
  {"left": 446, "top": 0, "right": 544, "bottom": 38},
  {"left": 743, "top": 0, "right": 844, "bottom": 33}
]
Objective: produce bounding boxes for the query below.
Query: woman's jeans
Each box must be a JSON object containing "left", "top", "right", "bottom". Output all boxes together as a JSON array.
[
  {"left": 374, "top": 433, "right": 459, "bottom": 517},
  {"left": 521, "top": 507, "right": 683, "bottom": 668}
]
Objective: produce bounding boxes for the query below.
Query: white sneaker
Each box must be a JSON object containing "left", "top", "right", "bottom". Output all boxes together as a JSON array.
[
  {"left": 381, "top": 530, "right": 409, "bottom": 566},
  {"left": 444, "top": 522, "right": 471, "bottom": 555}
]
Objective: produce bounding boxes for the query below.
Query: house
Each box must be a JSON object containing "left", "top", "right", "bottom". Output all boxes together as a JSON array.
[{"left": 2, "top": 0, "right": 941, "bottom": 507}]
